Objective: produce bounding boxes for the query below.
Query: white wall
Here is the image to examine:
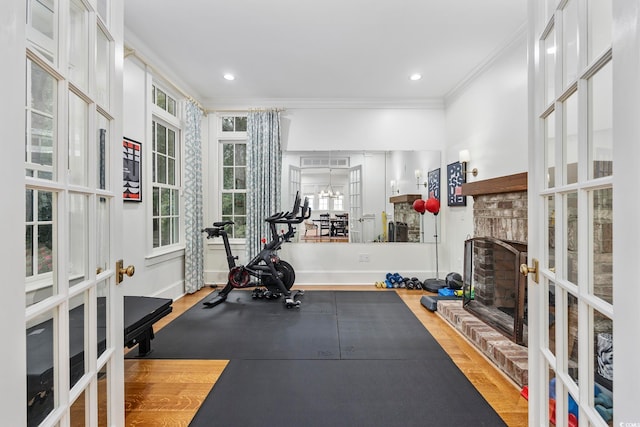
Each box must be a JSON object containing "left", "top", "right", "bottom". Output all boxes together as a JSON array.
[
  {"left": 203, "top": 108, "right": 448, "bottom": 285},
  {"left": 442, "top": 34, "right": 529, "bottom": 274},
  {"left": 283, "top": 108, "right": 445, "bottom": 151},
  {"left": 130, "top": 34, "right": 528, "bottom": 288},
  {"left": 121, "top": 57, "right": 185, "bottom": 299}
]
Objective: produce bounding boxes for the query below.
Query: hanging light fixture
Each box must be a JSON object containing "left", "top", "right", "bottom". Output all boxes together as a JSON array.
[{"left": 319, "top": 168, "right": 340, "bottom": 198}]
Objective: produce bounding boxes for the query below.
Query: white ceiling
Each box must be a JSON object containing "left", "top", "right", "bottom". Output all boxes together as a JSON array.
[{"left": 124, "top": 1, "right": 527, "bottom": 109}]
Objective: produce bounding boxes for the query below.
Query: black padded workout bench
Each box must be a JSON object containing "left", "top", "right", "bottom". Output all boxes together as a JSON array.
[
  {"left": 124, "top": 295, "right": 173, "bottom": 357},
  {"left": 26, "top": 296, "right": 172, "bottom": 426}
]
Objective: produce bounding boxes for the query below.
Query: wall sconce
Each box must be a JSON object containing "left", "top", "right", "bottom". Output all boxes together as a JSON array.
[
  {"left": 390, "top": 180, "right": 400, "bottom": 194},
  {"left": 459, "top": 149, "right": 478, "bottom": 177},
  {"left": 415, "top": 169, "right": 427, "bottom": 188}
]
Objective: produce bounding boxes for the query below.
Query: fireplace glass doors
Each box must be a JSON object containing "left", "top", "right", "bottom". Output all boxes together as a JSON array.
[{"left": 463, "top": 237, "right": 528, "bottom": 346}]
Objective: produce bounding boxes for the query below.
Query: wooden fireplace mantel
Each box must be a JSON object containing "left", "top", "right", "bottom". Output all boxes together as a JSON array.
[
  {"left": 461, "top": 172, "right": 527, "bottom": 197},
  {"left": 389, "top": 194, "right": 422, "bottom": 204}
]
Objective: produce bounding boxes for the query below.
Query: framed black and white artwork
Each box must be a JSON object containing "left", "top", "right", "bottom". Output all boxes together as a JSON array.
[
  {"left": 427, "top": 168, "right": 440, "bottom": 200},
  {"left": 447, "top": 161, "right": 466, "bottom": 206}
]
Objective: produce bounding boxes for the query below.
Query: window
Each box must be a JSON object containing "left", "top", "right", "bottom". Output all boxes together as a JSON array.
[
  {"left": 152, "top": 84, "right": 177, "bottom": 116},
  {"left": 318, "top": 194, "right": 343, "bottom": 211},
  {"left": 221, "top": 116, "right": 247, "bottom": 132},
  {"left": 318, "top": 196, "right": 328, "bottom": 211},
  {"left": 333, "top": 195, "right": 344, "bottom": 211},
  {"left": 221, "top": 141, "right": 246, "bottom": 238},
  {"left": 152, "top": 119, "right": 180, "bottom": 248}
]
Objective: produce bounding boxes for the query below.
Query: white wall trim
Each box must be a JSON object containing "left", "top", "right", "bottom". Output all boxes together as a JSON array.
[
  {"left": 145, "top": 247, "right": 185, "bottom": 267},
  {"left": 146, "top": 279, "right": 185, "bottom": 300},
  {"left": 205, "top": 97, "right": 444, "bottom": 111}
]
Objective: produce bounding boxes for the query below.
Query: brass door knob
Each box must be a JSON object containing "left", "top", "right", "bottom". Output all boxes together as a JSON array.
[
  {"left": 520, "top": 258, "right": 539, "bottom": 284},
  {"left": 116, "top": 259, "right": 135, "bottom": 284}
]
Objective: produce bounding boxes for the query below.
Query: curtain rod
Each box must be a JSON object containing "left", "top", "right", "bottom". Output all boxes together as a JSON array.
[
  {"left": 248, "top": 107, "right": 286, "bottom": 112},
  {"left": 124, "top": 46, "right": 206, "bottom": 115},
  {"left": 207, "top": 107, "right": 287, "bottom": 114}
]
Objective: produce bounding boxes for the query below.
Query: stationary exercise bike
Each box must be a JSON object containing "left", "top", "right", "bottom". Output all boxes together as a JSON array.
[{"left": 201, "top": 192, "right": 310, "bottom": 308}]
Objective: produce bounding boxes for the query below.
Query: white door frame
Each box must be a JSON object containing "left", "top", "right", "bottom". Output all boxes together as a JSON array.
[
  {"left": 610, "top": 0, "right": 640, "bottom": 423},
  {"left": 1, "top": 1, "right": 28, "bottom": 425}
]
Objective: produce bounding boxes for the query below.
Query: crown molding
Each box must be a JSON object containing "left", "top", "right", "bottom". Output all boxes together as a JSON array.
[
  {"left": 444, "top": 22, "right": 527, "bottom": 107},
  {"left": 205, "top": 97, "right": 444, "bottom": 112}
]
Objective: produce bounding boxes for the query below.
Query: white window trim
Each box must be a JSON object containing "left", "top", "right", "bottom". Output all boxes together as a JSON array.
[
  {"left": 148, "top": 80, "right": 184, "bottom": 255},
  {"left": 216, "top": 113, "right": 248, "bottom": 242}
]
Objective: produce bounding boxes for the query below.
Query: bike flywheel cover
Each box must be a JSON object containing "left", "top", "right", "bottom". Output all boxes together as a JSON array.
[{"left": 229, "top": 266, "right": 250, "bottom": 288}]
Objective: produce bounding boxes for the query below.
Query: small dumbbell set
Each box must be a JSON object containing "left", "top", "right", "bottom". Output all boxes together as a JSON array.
[
  {"left": 374, "top": 273, "right": 424, "bottom": 290},
  {"left": 375, "top": 271, "right": 464, "bottom": 292}
]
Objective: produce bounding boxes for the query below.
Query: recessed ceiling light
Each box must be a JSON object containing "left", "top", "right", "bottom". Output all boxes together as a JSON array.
[
  {"left": 410, "top": 73, "right": 422, "bottom": 81},
  {"left": 223, "top": 73, "right": 235, "bottom": 81}
]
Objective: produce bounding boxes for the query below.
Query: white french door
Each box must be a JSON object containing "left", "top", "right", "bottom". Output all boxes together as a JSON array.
[
  {"left": 348, "top": 165, "right": 363, "bottom": 242},
  {"left": 528, "top": 0, "right": 622, "bottom": 426},
  {"left": 289, "top": 165, "right": 301, "bottom": 208},
  {"left": 18, "top": 0, "right": 125, "bottom": 426}
]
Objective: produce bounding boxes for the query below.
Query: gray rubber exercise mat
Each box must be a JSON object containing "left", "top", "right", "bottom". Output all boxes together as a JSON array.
[
  {"left": 189, "top": 359, "right": 507, "bottom": 427},
  {"left": 127, "top": 290, "right": 449, "bottom": 360}
]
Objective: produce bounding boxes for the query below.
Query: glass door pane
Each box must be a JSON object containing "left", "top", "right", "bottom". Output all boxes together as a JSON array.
[
  {"left": 589, "top": 188, "right": 612, "bottom": 304},
  {"left": 544, "top": 28, "right": 556, "bottom": 106},
  {"left": 96, "top": 27, "right": 110, "bottom": 109},
  {"left": 592, "top": 308, "right": 613, "bottom": 425},
  {"left": 69, "top": 292, "right": 87, "bottom": 388},
  {"left": 564, "top": 92, "right": 578, "bottom": 185},
  {"left": 589, "top": 61, "right": 613, "bottom": 179},
  {"left": 587, "top": 0, "right": 612, "bottom": 62},
  {"left": 69, "top": 0, "right": 89, "bottom": 89},
  {"left": 69, "top": 91, "right": 88, "bottom": 186},
  {"left": 26, "top": 59, "right": 57, "bottom": 181},
  {"left": 27, "top": 0, "right": 57, "bottom": 62},
  {"left": 26, "top": 189, "right": 57, "bottom": 306},
  {"left": 565, "top": 191, "right": 578, "bottom": 286},
  {"left": 545, "top": 110, "right": 556, "bottom": 188},
  {"left": 26, "top": 308, "right": 57, "bottom": 426},
  {"left": 562, "top": 0, "right": 578, "bottom": 86},
  {"left": 69, "top": 193, "right": 88, "bottom": 287},
  {"left": 97, "top": 114, "right": 110, "bottom": 190}
]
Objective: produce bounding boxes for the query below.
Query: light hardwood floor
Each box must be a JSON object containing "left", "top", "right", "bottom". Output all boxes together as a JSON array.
[{"left": 124, "top": 286, "right": 528, "bottom": 426}]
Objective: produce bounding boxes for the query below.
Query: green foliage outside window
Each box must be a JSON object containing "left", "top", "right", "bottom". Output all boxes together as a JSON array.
[
  {"left": 152, "top": 119, "right": 180, "bottom": 248},
  {"left": 221, "top": 139, "right": 247, "bottom": 238},
  {"left": 221, "top": 116, "right": 247, "bottom": 132}
]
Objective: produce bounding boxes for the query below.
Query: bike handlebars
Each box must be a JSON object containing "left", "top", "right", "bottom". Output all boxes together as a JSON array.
[
  {"left": 265, "top": 192, "right": 311, "bottom": 225},
  {"left": 202, "top": 192, "right": 310, "bottom": 243}
]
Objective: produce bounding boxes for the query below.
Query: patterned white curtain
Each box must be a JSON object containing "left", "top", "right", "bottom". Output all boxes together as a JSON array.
[
  {"left": 246, "top": 110, "right": 282, "bottom": 260},
  {"left": 184, "top": 99, "right": 205, "bottom": 293}
]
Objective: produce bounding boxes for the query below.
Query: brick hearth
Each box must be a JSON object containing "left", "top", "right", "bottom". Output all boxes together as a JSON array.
[{"left": 437, "top": 299, "right": 528, "bottom": 388}]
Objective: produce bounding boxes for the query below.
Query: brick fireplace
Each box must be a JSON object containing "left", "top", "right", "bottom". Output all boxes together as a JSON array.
[
  {"left": 389, "top": 194, "right": 422, "bottom": 242},
  {"left": 436, "top": 172, "right": 530, "bottom": 387}
]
